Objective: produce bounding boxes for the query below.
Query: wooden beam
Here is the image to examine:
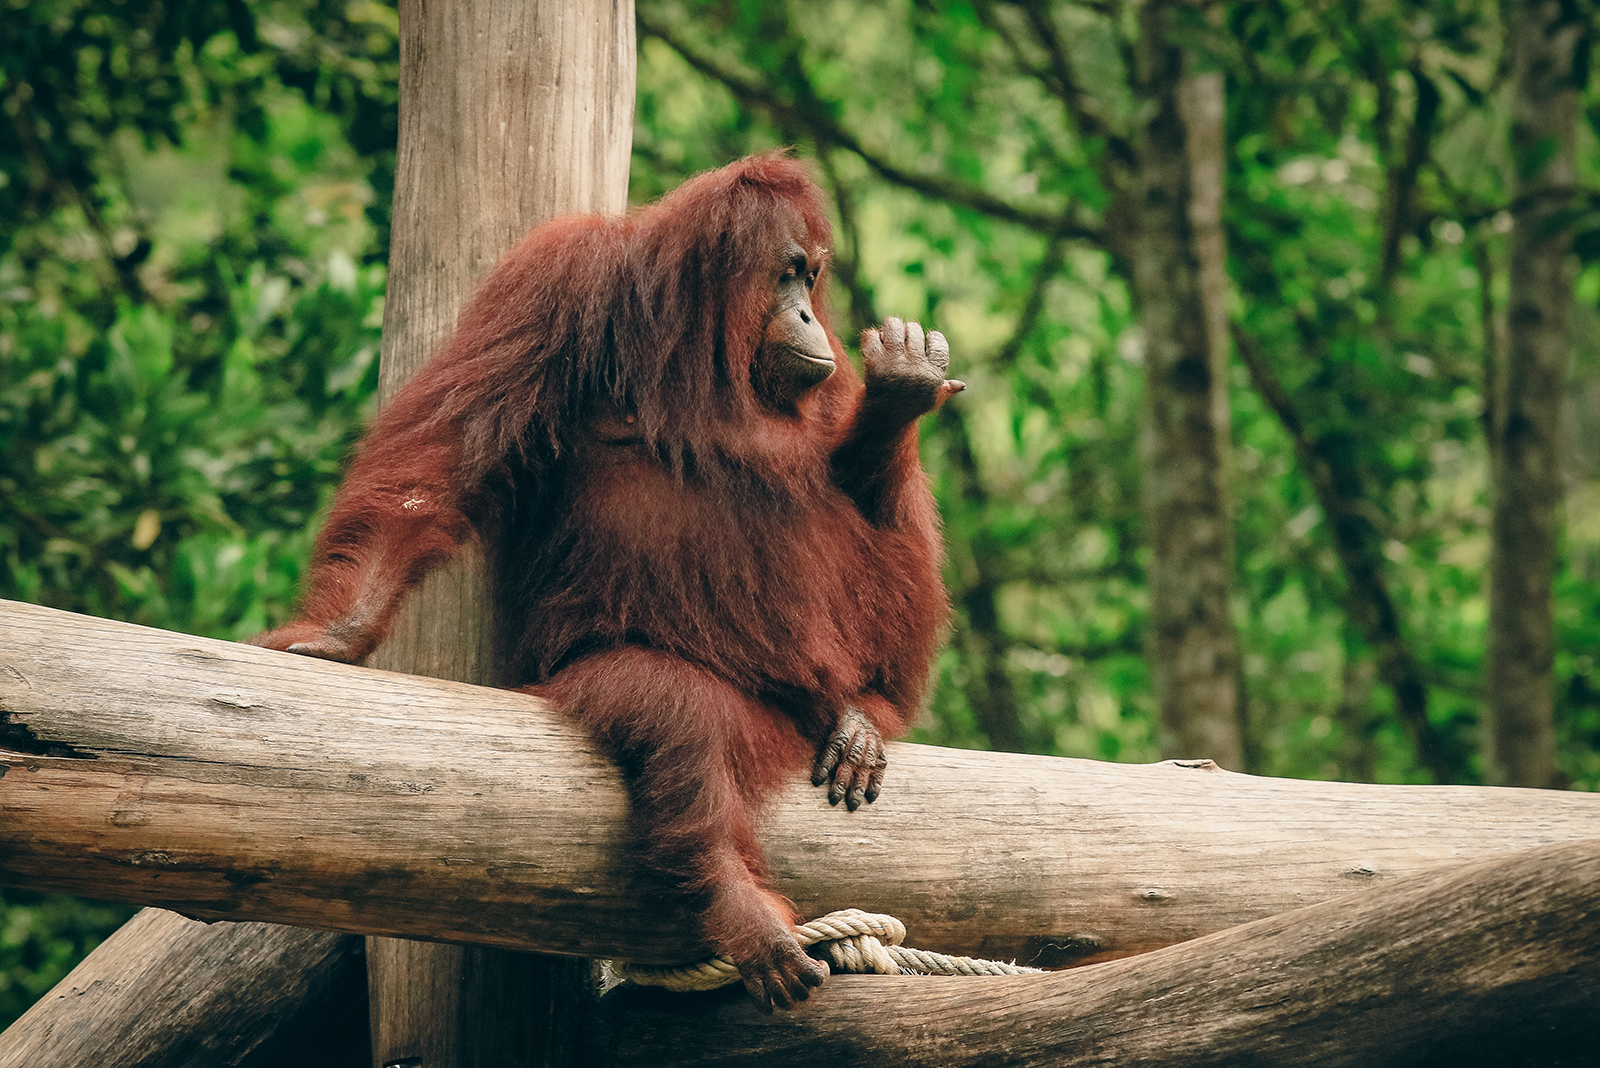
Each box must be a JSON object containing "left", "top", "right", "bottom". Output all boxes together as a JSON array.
[
  {"left": 592, "top": 839, "right": 1600, "bottom": 1067},
  {"left": 0, "top": 909, "right": 366, "bottom": 1068},
  {"left": 4, "top": 598, "right": 1599, "bottom": 967},
  {"left": 360, "top": 0, "right": 633, "bottom": 1062}
]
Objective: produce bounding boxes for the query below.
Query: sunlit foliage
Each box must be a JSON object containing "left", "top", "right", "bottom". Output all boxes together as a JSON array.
[{"left": 3, "top": 0, "right": 1599, "bottom": 1028}]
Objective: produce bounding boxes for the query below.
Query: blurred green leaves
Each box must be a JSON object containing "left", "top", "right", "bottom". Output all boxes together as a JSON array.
[
  {"left": 5, "top": 0, "right": 1600, "bottom": 1032},
  {"left": 0, "top": 0, "right": 389, "bottom": 640},
  {"left": 0, "top": 0, "right": 394, "bottom": 1030},
  {"left": 0, "top": 890, "right": 135, "bottom": 1027}
]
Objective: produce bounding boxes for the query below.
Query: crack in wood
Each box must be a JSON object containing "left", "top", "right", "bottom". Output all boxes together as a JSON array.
[
  {"left": 0, "top": 714, "right": 98, "bottom": 759},
  {"left": 174, "top": 648, "right": 232, "bottom": 663},
  {"left": 92, "top": 747, "right": 322, "bottom": 775}
]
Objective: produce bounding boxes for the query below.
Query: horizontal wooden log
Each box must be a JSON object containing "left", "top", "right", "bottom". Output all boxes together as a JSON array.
[
  {"left": 3, "top": 598, "right": 1599, "bottom": 966},
  {"left": 593, "top": 840, "right": 1600, "bottom": 1067},
  {"left": 0, "top": 908, "right": 367, "bottom": 1068}
]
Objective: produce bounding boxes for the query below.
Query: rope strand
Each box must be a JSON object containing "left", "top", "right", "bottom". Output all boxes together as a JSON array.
[{"left": 612, "top": 909, "right": 1043, "bottom": 992}]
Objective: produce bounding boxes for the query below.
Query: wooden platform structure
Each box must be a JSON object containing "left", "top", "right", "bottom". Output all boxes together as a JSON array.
[{"left": 2, "top": 599, "right": 1598, "bottom": 1065}]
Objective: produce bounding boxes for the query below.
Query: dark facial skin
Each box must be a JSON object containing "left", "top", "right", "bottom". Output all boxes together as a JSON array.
[
  {"left": 587, "top": 242, "right": 837, "bottom": 444},
  {"left": 754, "top": 241, "right": 834, "bottom": 409}
]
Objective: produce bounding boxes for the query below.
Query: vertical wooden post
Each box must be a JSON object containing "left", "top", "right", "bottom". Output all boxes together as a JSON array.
[{"left": 367, "top": 2, "right": 634, "bottom": 1066}]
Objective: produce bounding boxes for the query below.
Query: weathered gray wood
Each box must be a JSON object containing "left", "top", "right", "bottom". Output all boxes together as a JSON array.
[
  {"left": 368, "top": 0, "right": 635, "bottom": 690},
  {"left": 0, "top": 908, "right": 367, "bottom": 1068},
  {"left": 4, "top": 598, "right": 1599, "bottom": 969},
  {"left": 593, "top": 839, "right": 1600, "bottom": 1067},
  {"left": 363, "top": 0, "right": 633, "bottom": 1063}
]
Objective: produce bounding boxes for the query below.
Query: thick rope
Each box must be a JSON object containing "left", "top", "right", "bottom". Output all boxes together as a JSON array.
[{"left": 612, "top": 908, "right": 1044, "bottom": 992}]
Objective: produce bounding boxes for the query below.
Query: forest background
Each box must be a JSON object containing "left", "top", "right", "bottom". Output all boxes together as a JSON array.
[{"left": 2, "top": 0, "right": 1598, "bottom": 1027}]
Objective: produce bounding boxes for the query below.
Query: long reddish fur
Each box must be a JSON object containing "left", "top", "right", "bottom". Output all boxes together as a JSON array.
[{"left": 254, "top": 153, "right": 947, "bottom": 967}]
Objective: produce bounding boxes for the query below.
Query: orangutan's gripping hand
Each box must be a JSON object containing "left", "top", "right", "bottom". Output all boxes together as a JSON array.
[
  {"left": 860, "top": 317, "right": 965, "bottom": 426},
  {"left": 740, "top": 936, "right": 830, "bottom": 1014},
  {"left": 812, "top": 706, "right": 888, "bottom": 811},
  {"left": 248, "top": 620, "right": 372, "bottom": 665}
]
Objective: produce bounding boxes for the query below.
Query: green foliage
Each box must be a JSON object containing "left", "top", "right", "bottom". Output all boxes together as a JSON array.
[
  {"left": 630, "top": 0, "right": 1600, "bottom": 790},
  {"left": 0, "top": 0, "right": 394, "bottom": 1029},
  {"left": 5, "top": 0, "right": 1600, "bottom": 1032},
  {"left": 0, "top": 890, "right": 136, "bottom": 1026},
  {"left": 0, "top": 0, "right": 393, "bottom": 637}
]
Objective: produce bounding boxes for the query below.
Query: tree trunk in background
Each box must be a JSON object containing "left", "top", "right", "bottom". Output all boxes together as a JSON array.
[
  {"left": 1180, "top": 63, "right": 1250, "bottom": 768},
  {"left": 1232, "top": 324, "right": 1457, "bottom": 783},
  {"left": 1486, "top": 0, "right": 1579, "bottom": 790},
  {"left": 1336, "top": 636, "right": 1379, "bottom": 782},
  {"left": 1130, "top": 3, "right": 1244, "bottom": 769},
  {"left": 959, "top": 579, "right": 1027, "bottom": 752},
  {"left": 368, "top": 1, "right": 634, "bottom": 1065}
]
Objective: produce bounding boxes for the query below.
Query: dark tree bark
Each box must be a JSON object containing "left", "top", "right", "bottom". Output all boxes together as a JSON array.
[
  {"left": 1129, "top": 2, "right": 1244, "bottom": 769},
  {"left": 1232, "top": 324, "right": 1457, "bottom": 782},
  {"left": 958, "top": 577, "right": 1028, "bottom": 753},
  {"left": 1486, "top": 0, "right": 1583, "bottom": 789},
  {"left": 1335, "top": 632, "right": 1380, "bottom": 782}
]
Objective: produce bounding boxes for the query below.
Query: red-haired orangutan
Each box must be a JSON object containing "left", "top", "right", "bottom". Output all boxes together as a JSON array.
[{"left": 252, "top": 153, "right": 962, "bottom": 1012}]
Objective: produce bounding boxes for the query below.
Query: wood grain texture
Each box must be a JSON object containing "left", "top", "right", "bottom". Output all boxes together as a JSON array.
[
  {"left": 380, "top": 0, "right": 634, "bottom": 396},
  {"left": 0, "top": 908, "right": 367, "bottom": 1068},
  {"left": 593, "top": 839, "right": 1600, "bottom": 1067},
  {"left": 4, "top": 599, "right": 1599, "bottom": 969},
  {"left": 366, "top": 938, "right": 598, "bottom": 1068},
  {"left": 363, "top": 1, "right": 633, "bottom": 1063}
]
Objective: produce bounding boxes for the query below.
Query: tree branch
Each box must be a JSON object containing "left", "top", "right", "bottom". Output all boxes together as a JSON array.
[
  {"left": 635, "top": 8, "right": 1096, "bottom": 239},
  {"left": 1231, "top": 324, "right": 1456, "bottom": 782},
  {"left": 813, "top": 148, "right": 879, "bottom": 335},
  {"left": 1000, "top": 0, "right": 1137, "bottom": 168},
  {"left": 993, "top": 226, "right": 1072, "bottom": 375}
]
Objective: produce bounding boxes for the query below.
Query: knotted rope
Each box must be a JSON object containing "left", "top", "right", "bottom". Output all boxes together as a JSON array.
[{"left": 612, "top": 908, "right": 1044, "bottom": 993}]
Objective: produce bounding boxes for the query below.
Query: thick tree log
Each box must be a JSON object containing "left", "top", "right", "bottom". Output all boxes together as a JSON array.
[
  {"left": 360, "top": 0, "right": 634, "bottom": 1062},
  {"left": 0, "top": 909, "right": 367, "bottom": 1068},
  {"left": 3, "top": 598, "right": 1600, "bottom": 968},
  {"left": 592, "top": 839, "right": 1600, "bottom": 1067}
]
